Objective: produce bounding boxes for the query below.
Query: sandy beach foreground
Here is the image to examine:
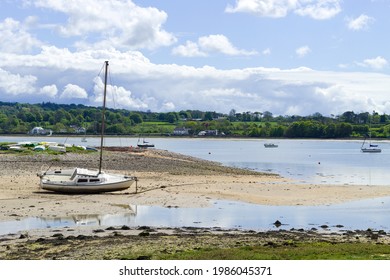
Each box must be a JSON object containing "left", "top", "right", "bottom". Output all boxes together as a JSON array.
[{"left": 1, "top": 148, "right": 390, "bottom": 259}]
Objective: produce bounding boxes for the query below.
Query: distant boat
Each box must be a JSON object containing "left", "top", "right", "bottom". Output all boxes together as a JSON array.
[
  {"left": 48, "top": 145, "right": 66, "bottom": 153},
  {"left": 33, "top": 145, "right": 46, "bottom": 151},
  {"left": 264, "top": 143, "right": 278, "bottom": 148},
  {"left": 137, "top": 136, "right": 155, "bottom": 148},
  {"left": 37, "top": 61, "right": 136, "bottom": 193},
  {"left": 361, "top": 133, "right": 381, "bottom": 153}
]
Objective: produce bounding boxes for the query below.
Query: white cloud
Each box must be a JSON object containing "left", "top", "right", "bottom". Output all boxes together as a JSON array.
[
  {"left": 294, "top": 0, "right": 341, "bottom": 20},
  {"left": 199, "top": 34, "right": 257, "bottom": 56},
  {"left": 162, "top": 102, "right": 175, "bottom": 111},
  {"left": 225, "top": 0, "right": 298, "bottom": 18},
  {"left": 0, "top": 68, "right": 36, "bottom": 95},
  {"left": 27, "top": 0, "right": 176, "bottom": 50},
  {"left": 172, "top": 41, "right": 207, "bottom": 57},
  {"left": 39, "top": 84, "right": 58, "bottom": 98},
  {"left": 296, "top": 45, "right": 311, "bottom": 57},
  {"left": 337, "top": 63, "right": 349, "bottom": 69},
  {"left": 173, "top": 34, "right": 257, "bottom": 57},
  {"left": 1, "top": 47, "right": 390, "bottom": 116},
  {"left": 91, "top": 77, "right": 148, "bottom": 110},
  {"left": 0, "top": 18, "right": 42, "bottom": 53},
  {"left": 361, "top": 56, "right": 388, "bottom": 70},
  {"left": 60, "top": 84, "right": 88, "bottom": 99},
  {"left": 225, "top": 0, "right": 341, "bottom": 20},
  {"left": 346, "top": 14, "right": 375, "bottom": 31},
  {"left": 262, "top": 48, "right": 271, "bottom": 55}
]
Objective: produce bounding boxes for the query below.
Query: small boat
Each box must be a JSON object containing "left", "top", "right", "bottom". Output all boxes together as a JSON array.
[
  {"left": 361, "top": 144, "right": 381, "bottom": 153},
  {"left": 137, "top": 137, "right": 154, "bottom": 148},
  {"left": 38, "top": 61, "right": 136, "bottom": 193},
  {"left": 264, "top": 143, "right": 278, "bottom": 148},
  {"left": 39, "top": 168, "right": 134, "bottom": 194},
  {"left": 9, "top": 145, "right": 23, "bottom": 151},
  {"left": 33, "top": 145, "right": 46, "bottom": 151},
  {"left": 361, "top": 133, "right": 381, "bottom": 153},
  {"left": 48, "top": 145, "right": 66, "bottom": 153}
]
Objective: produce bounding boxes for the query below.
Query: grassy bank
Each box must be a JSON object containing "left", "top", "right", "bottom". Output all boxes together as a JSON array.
[{"left": 159, "top": 242, "right": 390, "bottom": 260}]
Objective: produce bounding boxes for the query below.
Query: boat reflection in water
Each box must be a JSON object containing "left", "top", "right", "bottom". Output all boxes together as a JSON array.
[
  {"left": 2, "top": 198, "right": 390, "bottom": 237},
  {"left": 47, "top": 205, "right": 138, "bottom": 227}
]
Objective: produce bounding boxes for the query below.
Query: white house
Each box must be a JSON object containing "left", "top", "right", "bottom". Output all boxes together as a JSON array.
[
  {"left": 29, "top": 127, "right": 52, "bottom": 135},
  {"left": 173, "top": 127, "right": 190, "bottom": 136}
]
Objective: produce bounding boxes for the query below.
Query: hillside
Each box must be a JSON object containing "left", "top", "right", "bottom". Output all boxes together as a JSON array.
[{"left": 1, "top": 101, "right": 390, "bottom": 138}]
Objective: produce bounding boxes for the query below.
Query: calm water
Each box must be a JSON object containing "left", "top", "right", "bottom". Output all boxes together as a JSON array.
[
  {"left": 2, "top": 136, "right": 390, "bottom": 185},
  {"left": 1, "top": 136, "right": 390, "bottom": 235},
  {"left": 1, "top": 198, "right": 390, "bottom": 236}
]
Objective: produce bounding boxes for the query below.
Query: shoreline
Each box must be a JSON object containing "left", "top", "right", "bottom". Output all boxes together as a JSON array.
[{"left": 1, "top": 148, "right": 390, "bottom": 259}]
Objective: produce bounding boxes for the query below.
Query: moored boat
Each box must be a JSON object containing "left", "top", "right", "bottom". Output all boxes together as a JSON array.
[
  {"left": 361, "top": 133, "right": 381, "bottom": 153},
  {"left": 264, "top": 143, "right": 278, "bottom": 148}
]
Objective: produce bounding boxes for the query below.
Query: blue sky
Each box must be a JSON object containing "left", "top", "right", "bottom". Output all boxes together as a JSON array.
[{"left": 1, "top": 0, "right": 390, "bottom": 116}]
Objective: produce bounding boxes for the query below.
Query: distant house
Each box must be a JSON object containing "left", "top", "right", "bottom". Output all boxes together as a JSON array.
[
  {"left": 70, "top": 125, "right": 86, "bottom": 134},
  {"left": 29, "top": 127, "right": 52, "bottom": 135},
  {"left": 74, "top": 127, "right": 86, "bottom": 134},
  {"left": 198, "top": 129, "right": 218, "bottom": 136},
  {"left": 173, "top": 127, "right": 190, "bottom": 136}
]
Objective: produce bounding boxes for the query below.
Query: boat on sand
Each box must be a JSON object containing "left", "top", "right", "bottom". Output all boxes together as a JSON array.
[{"left": 37, "top": 61, "right": 136, "bottom": 193}]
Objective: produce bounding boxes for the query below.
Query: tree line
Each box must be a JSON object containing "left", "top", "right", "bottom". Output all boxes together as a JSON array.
[{"left": 1, "top": 101, "right": 390, "bottom": 138}]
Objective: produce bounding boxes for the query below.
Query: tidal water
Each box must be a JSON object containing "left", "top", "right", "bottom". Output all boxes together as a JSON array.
[
  {"left": 1, "top": 136, "right": 390, "bottom": 235},
  {"left": 2, "top": 136, "right": 389, "bottom": 185},
  {"left": 1, "top": 197, "right": 390, "bottom": 236}
]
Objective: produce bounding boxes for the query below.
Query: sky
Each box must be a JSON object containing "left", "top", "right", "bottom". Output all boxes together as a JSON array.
[{"left": 1, "top": 0, "right": 390, "bottom": 116}]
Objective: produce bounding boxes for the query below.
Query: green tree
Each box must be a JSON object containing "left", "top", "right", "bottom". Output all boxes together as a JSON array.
[
  {"left": 166, "top": 112, "right": 178, "bottom": 124},
  {"left": 204, "top": 111, "right": 214, "bottom": 121},
  {"left": 130, "top": 113, "right": 143, "bottom": 124}
]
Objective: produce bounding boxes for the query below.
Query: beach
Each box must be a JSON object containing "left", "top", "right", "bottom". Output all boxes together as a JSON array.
[
  {"left": 2, "top": 148, "right": 390, "bottom": 259},
  {"left": 2, "top": 148, "right": 390, "bottom": 221}
]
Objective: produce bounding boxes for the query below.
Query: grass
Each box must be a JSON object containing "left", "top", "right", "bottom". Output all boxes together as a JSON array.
[{"left": 118, "top": 242, "right": 390, "bottom": 260}]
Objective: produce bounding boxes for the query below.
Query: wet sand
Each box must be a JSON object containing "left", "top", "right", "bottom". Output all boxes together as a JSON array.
[{"left": 1, "top": 148, "right": 390, "bottom": 222}]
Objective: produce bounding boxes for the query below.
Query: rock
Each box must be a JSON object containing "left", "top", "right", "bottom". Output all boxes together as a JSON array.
[
  {"left": 136, "top": 255, "right": 151, "bottom": 260},
  {"left": 139, "top": 231, "right": 150, "bottom": 237},
  {"left": 273, "top": 220, "right": 282, "bottom": 227},
  {"left": 52, "top": 233, "right": 64, "bottom": 239},
  {"left": 105, "top": 226, "right": 116, "bottom": 231}
]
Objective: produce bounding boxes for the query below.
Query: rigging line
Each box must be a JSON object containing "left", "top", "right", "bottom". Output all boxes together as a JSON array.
[
  {"left": 107, "top": 66, "right": 118, "bottom": 108},
  {"left": 97, "top": 62, "right": 105, "bottom": 78},
  {"left": 106, "top": 63, "right": 124, "bottom": 148}
]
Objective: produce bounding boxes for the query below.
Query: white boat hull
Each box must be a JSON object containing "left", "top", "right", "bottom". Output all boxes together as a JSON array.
[
  {"left": 48, "top": 145, "right": 66, "bottom": 153},
  {"left": 39, "top": 168, "right": 136, "bottom": 194}
]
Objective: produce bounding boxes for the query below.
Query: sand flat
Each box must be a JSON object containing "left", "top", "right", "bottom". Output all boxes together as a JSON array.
[{"left": 1, "top": 149, "right": 390, "bottom": 222}]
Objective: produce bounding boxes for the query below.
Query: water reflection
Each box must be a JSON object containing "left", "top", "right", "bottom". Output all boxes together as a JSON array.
[{"left": 1, "top": 198, "right": 390, "bottom": 236}]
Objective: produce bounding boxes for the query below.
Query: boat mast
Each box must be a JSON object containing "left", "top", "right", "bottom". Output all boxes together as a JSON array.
[{"left": 98, "top": 61, "right": 109, "bottom": 174}]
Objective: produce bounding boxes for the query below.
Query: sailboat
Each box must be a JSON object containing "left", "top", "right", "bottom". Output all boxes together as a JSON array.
[
  {"left": 37, "top": 61, "right": 136, "bottom": 193},
  {"left": 137, "top": 136, "right": 155, "bottom": 148},
  {"left": 361, "top": 133, "right": 381, "bottom": 153}
]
